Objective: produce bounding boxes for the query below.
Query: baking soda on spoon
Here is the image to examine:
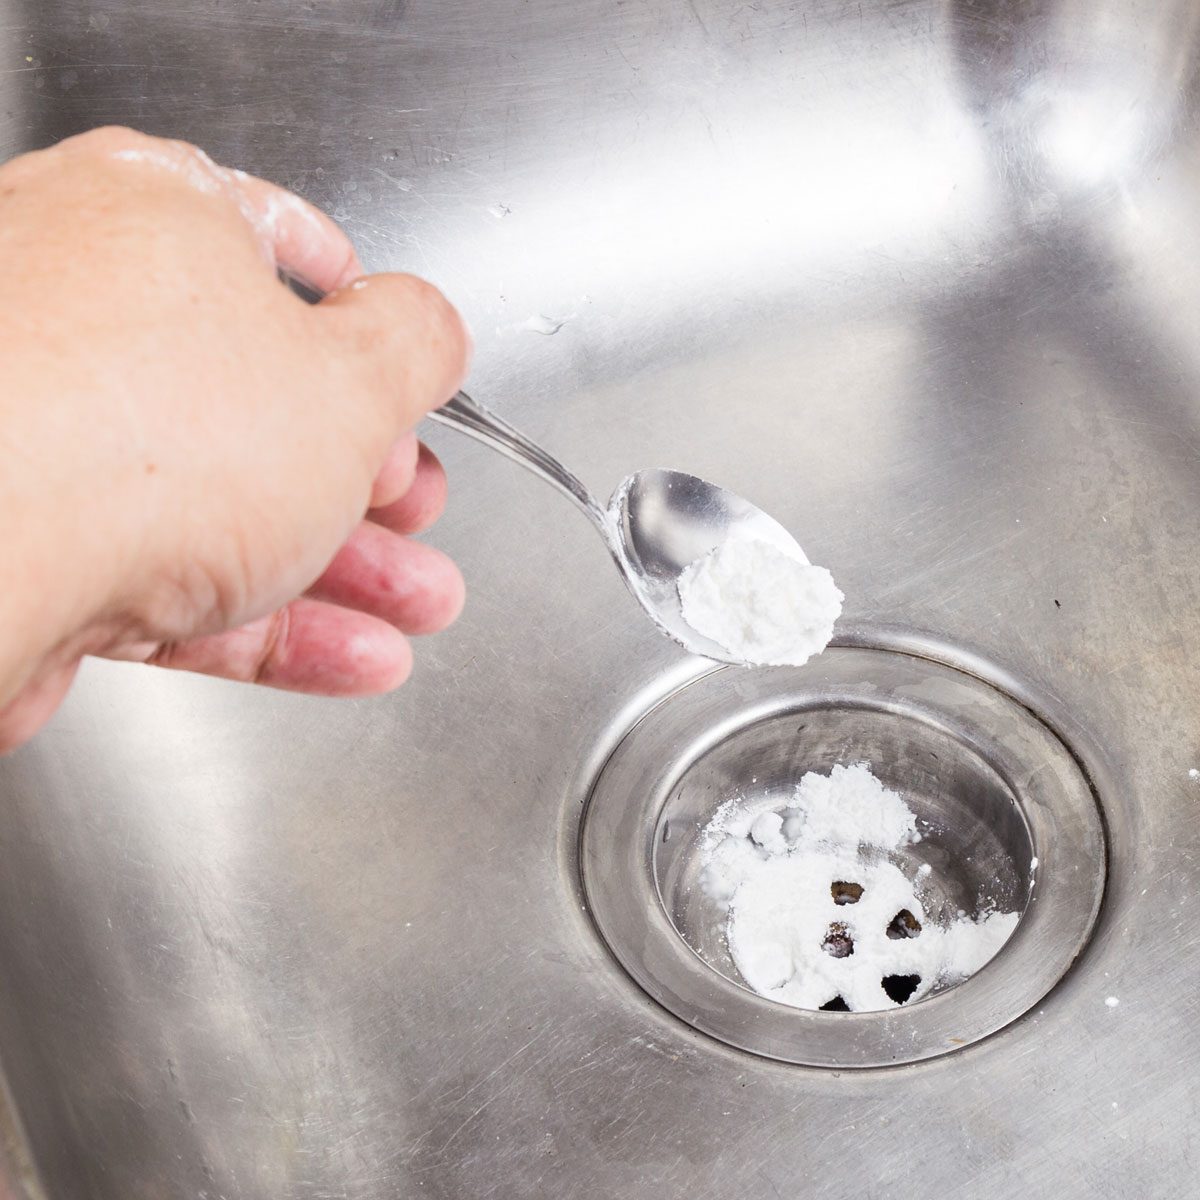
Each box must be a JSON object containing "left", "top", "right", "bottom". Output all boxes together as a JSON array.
[{"left": 678, "top": 530, "right": 843, "bottom": 667}]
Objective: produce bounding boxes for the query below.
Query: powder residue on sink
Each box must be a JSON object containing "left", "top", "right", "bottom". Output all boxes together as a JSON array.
[
  {"left": 677, "top": 531, "right": 842, "bottom": 666},
  {"left": 699, "top": 763, "right": 1019, "bottom": 1012}
]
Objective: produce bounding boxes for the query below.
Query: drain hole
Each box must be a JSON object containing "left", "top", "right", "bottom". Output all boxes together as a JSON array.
[
  {"left": 822, "top": 922, "right": 854, "bottom": 959},
  {"left": 886, "top": 909, "right": 922, "bottom": 939},
  {"left": 882, "top": 974, "right": 921, "bottom": 1004},
  {"left": 831, "top": 880, "right": 864, "bottom": 906},
  {"left": 819, "top": 996, "right": 850, "bottom": 1012}
]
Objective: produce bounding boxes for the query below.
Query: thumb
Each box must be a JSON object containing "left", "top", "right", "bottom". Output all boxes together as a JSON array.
[{"left": 317, "top": 272, "right": 471, "bottom": 447}]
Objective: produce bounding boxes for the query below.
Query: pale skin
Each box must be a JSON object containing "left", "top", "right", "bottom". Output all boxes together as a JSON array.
[{"left": 0, "top": 127, "right": 471, "bottom": 752}]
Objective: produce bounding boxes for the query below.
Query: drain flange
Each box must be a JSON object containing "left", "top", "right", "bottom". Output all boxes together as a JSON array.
[{"left": 579, "top": 644, "right": 1106, "bottom": 1068}]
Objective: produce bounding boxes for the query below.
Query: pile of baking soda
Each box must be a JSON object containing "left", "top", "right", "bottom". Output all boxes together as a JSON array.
[
  {"left": 700, "top": 764, "right": 1018, "bottom": 1012},
  {"left": 677, "top": 531, "right": 843, "bottom": 666}
]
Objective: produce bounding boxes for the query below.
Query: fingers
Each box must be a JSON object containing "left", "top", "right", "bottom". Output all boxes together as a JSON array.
[
  {"left": 317, "top": 273, "right": 470, "bottom": 443},
  {"left": 54, "top": 126, "right": 232, "bottom": 206},
  {"left": 53, "top": 130, "right": 363, "bottom": 293},
  {"left": 144, "top": 599, "right": 412, "bottom": 696},
  {"left": 225, "top": 168, "right": 363, "bottom": 293},
  {"left": 130, "top": 511, "right": 463, "bottom": 694},
  {"left": 370, "top": 441, "right": 448, "bottom": 533},
  {"left": 306, "top": 520, "right": 465, "bottom": 635},
  {"left": 0, "top": 662, "right": 79, "bottom": 754}
]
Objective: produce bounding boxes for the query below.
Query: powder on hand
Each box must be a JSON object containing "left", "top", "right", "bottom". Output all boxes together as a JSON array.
[
  {"left": 699, "top": 763, "right": 1019, "bottom": 1012},
  {"left": 677, "top": 532, "right": 843, "bottom": 666}
]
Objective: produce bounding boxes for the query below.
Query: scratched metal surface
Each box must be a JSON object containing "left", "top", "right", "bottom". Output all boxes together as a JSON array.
[{"left": 0, "top": 0, "right": 1196, "bottom": 1195}]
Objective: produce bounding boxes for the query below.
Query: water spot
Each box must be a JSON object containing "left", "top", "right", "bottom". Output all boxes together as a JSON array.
[
  {"left": 372, "top": 168, "right": 413, "bottom": 192},
  {"left": 1105, "top": 995, "right": 1120, "bottom": 1008},
  {"left": 520, "top": 314, "right": 568, "bottom": 336}
]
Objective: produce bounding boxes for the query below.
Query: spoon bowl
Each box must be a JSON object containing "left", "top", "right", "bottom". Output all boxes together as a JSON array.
[{"left": 609, "top": 468, "right": 808, "bottom": 661}]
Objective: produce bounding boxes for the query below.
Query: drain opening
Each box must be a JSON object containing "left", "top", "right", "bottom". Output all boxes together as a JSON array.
[
  {"left": 882, "top": 974, "right": 922, "bottom": 1004},
  {"left": 819, "top": 996, "right": 850, "bottom": 1012},
  {"left": 831, "top": 880, "right": 864, "bottom": 906}
]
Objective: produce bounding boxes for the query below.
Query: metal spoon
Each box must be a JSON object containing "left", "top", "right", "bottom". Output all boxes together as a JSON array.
[
  {"left": 278, "top": 276, "right": 799, "bottom": 661},
  {"left": 428, "top": 391, "right": 804, "bottom": 663}
]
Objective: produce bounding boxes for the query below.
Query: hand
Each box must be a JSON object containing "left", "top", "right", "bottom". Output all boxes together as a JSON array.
[{"left": 0, "top": 127, "right": 470, "bottom": 751}]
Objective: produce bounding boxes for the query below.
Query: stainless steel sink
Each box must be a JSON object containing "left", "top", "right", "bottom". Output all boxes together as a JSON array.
[{"left": 0, "top": 0, "right": 1196, "bottom": 1195}]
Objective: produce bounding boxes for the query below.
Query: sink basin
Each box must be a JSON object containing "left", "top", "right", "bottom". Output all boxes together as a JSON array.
[{"left": 0, "top": 0, "right": 1195, "bottom": 1195}]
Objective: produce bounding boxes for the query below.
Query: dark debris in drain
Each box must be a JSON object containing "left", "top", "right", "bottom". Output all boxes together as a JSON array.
[
  {"left": 831, "top": 880, "right": 864, "bottom": 905},
  {"left": 822, "top": 922, "right": 854, "bottom": 958},
  {"left": 886, "top": 909, "right": 922, "bottom": 939}
]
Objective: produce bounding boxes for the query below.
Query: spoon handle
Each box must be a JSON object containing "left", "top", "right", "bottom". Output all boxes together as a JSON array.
[
  {"left": 429, "top": 392, "right": 611, "bottom": 535},
  {"left": 276, "top": 276, "right": 614, "bottom": 541}
]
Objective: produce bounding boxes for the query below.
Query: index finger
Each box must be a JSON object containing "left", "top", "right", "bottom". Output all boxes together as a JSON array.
[{"left": 227, "top": 168, "right": 363, "bottom": 294}]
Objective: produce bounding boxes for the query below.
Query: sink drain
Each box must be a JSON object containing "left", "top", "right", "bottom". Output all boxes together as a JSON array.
[{"left": 579, "top": 644, "right": 1106, "bottom": 1067}]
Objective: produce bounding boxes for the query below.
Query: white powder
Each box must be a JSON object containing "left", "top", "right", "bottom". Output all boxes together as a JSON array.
[
  {"left": 698, "top": 764, "right": 1019, "bottom": 1012},
  {"left": 677, "top": 532, "right": 843, "bottom": 666},
  {"left": 749, "top": 810, "right": 788, "bottom": 855},
  {"left": 786, "top": 763, "right": 917, "bottom": 849}
]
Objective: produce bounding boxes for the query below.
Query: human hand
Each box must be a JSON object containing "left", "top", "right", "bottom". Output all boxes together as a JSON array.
[{"left": 0, "top": 127, "right": 470, "bottom": 751}]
